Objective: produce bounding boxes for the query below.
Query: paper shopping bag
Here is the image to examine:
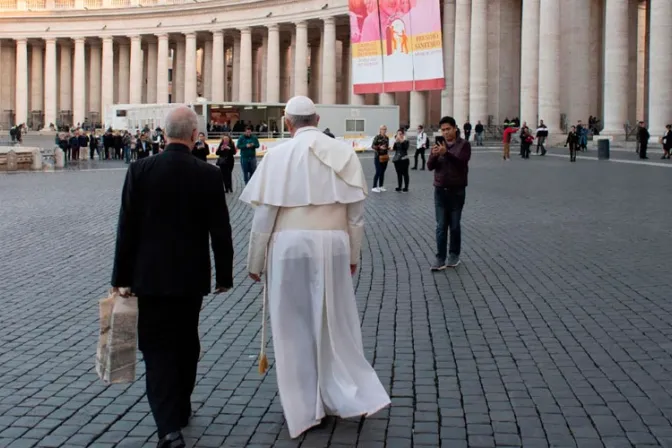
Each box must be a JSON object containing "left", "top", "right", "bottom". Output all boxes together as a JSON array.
[{"left": 95, "top": 290, "right": 138, "bottom": 384}]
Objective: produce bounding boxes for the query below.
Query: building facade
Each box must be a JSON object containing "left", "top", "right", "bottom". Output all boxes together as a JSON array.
[{"left": 0, "top": 0, "right": 670, "bottom": 135}]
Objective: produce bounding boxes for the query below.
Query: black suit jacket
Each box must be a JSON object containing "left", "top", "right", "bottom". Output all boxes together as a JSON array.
[{"left": 111, "top": 143, "right": 234, "bottom": 297}]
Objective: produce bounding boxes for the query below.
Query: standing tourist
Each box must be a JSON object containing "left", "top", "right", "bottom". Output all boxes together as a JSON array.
[
  {"left": 392, "top": 128, "right": 410, "bottom": 192},
  {"left": 78, "top": 130, "right": 89, "bottom": 160},
  {"left": 103, "top": 129, "right": 113, "bottom": 160},
  {"left": 114, "top": 131, "right": 123, "bottom": 161},
  {"left": 638, "top": 121, "right": 650, "bottom": 160},
  {"left": 240, "top": 96, "right": 390, "bottom": 439},
  {"left": 237, "top": 126, "right": 260, "bottom": 184},
  {"left": 372, "top": 125, "right": 390, "bottom": 193},
  {"left": 137, "top": 133, "right": 151, "bottom": 160},
  {"left": 662, "top": 124, "right": 672, "bottom": 160},
  {"left": 428, "top": 116, "right": 471, "bottom": 271},
  {"left": 520, "top": 126, "right": 534, "bottom": 159},
  {"left": 192, "top": 132, "right": 209, "bottom": 162},
  {"left": 565, "top": 125, "right": 579, "bottom": 162},
  {"left": 412, "top": 124, "right": 429, "bottom": 170},
  {"left": 463, "top": 120, "right": 472, "bottom": 142},
  {"left": 69, "top": 131, "right": 80, "bottom": 161},
  {"left": 215, "top": 135, "right": 236, "bottom": 193},
  {"left": 89, "top": 132, "right": 99, "bottom": 160},
  {"left": 576, "top": 120, "right": 588, "bottom": 152},
  {"left": 535, "top": 120, "right": 548, "bottom": 155},
  {"left": 474, "top": 120, "right": 484, "bottom": 147},
  {"left": 111, "top": 106, "right": 234, "bottom": 448}
]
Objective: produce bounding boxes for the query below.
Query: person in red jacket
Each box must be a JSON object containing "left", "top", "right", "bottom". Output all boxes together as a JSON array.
[{"left": 502, "top": 126, "right": 519, "bottom": 161}]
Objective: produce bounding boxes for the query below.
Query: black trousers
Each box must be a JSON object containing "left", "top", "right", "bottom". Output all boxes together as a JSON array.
[
  {"left": 413, "top": 148, "right": 425, "bottom": 169},
  {"left": 640, "top": 142, "right": 648, "bottom": 159},
  {"left": 219, "top": 165, "right": 233, "bottom": 192},
  {"left": 138, "top": 296, "right": 203, "bottom": 439},
  {"left": 394, "top": 159, "right": 410, "bottom": 190}
]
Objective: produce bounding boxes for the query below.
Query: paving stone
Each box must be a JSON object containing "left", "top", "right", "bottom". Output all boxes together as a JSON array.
[{"left": 2, "top": 153, "right": 672, "bottom": 446}]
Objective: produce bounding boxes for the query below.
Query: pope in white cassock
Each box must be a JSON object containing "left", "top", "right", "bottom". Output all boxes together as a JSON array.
[{"left": 239, "top": 96, "right": 391, "bottom": 438}]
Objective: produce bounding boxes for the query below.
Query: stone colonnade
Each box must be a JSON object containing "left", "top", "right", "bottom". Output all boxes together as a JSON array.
[{"left": 0, "top": 0, "right": 670, "bottom": 135}]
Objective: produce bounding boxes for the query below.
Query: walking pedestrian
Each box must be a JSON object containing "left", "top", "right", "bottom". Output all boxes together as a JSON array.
[
  {"left": 237, "top": 126, "right": 260, "bottom": 184},
  {"left": 372, "top": 125, "right": 390, "bottom": 192},
  {"left": 428, "top": 116, "right": 471, "bottom": 271},
  {"left": 392, "top": 128, "right": 410, "bottom": 192},
  {"left": 535, "top": 120, "right": 548, "bottom": 155},
  {"left": 474, "top": 120, "right": 484, "bottom": 146},
  {"left": 638, "top": 121, "right": 650, "bottom": 159},
  {"left": 662, "top": 124, "right": 672, "bottom": 159},
  {"left": 111, "top": 106, "right": 233, "bottom": 448},
  {"left": 463, "top": 120, "right": 472, "bottom": 142},
  {"left": 565, "top": 125, "right": 579, "bottom": 162},
  {"left": 239, "top": 95, "right": 390, "bottom": 439},
  {"left": 412, "top": 124, "right": 429, "bottom": 170}
]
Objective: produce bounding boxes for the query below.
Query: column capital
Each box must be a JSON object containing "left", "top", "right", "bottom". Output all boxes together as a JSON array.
[
  {"left": 183, "top": 32, "right": 197, "bottom": 38},
  {"left": 15, "top": 37, "right": 28, "bottom": 44},
  {"left": 212, "top": 30, "right": 224, "bottom": 38},
  {"left": 155, "top": 33, "right": 169, "bottom": 40},
  {"left": 323, "top": 16, "right": 336, "bottom": 25},
  {"left": 73, "top": 37, "right": 86, "bottom": 44},
  {"left": 239, "top": 27, "right": 251, "bottom": 34},
  {"left": 128, "top": 35, "right": 142, "bottom": 42},
  {"left": 102, "top": 36, "right": 114, "bottom": 42},
  {"left": 294, "top": 21, "right": 307, "bottom": 29},
  {"left": 45, "top": 37, "right": 57, "bottom": 45},
  {"left": 267, "top": 23, "right": 279, "bottom": 32}
]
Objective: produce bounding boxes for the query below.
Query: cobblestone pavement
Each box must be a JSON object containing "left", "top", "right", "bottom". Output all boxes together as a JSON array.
[{"left": 1, "top": 152, "right": 672, "bottom": 448}]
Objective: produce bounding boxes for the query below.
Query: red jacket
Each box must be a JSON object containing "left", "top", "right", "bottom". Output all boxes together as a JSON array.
[{"left": 502, "top": 127, "right": 519, "bottom": 143}]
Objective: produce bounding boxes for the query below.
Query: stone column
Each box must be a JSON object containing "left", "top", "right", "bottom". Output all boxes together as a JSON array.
[
  {"left": 260, "top": 34, "right": 268, "bottom": 102},
  {"left": 73, "top": 37, "right": 86, "bottom": 126},
  {"left": 44, "top": 38, "right": 57, "bottom": 128},
  {"left": 31, "top": 42, "right": 44, "bottom": 117},
  {"left": 538, "top": 0, "right": 560, "bottom": 132},
  {"left": 59, "top": 42, "right": 72, "bottom": 116},
  {"left": 146, "top": 41, "right": 158, "bottom": 103},
  {"left": 468, "top": 0, "right": 487, "bottom": 124},
  {"left": 203, "top": 38, "right": 213, "bottom": 100},
  {"left": 118, "top": 42, "right": 130, "bottom": 104},
  {"left": 293, "top": 21, "right": 308, "bottom": 97},
  {"left": 487, "top": 0, "right": 500, "bottom": 123},
  {"left": 232, "top": 33, "right": 241, "bottom": 101},
  {"left": 129, "top": 35, "right": 143, "bottom": 104},
  {"left": 321, "top": 17, "right": 337, "bottom": 104},
  {"left": 520, "top": 0, "right": 539, "bottom": 126},
  {"left": 636, "top": 1, "right": 647, "bottom": 121},
  {"left": 211, "top": 31, "right": 224, "bottom": 102},
  {"left": 15, "top": 39, "right": 28, "bottom": 126},
  {"left": 347, "top": 42, "right": 363, "bottom": 105},
  {"left": 441, "top": 0, "right": 456, "bottom": 117},
  {"left": 89, "top": 42, "right": 101, "bottom": 119},
  {"left": 239, "top": 27, "right": 252, "bottom": 102},
  {"left": 156, "top": 34, "right": 169, "bottom": 103},
  {"left": 566, "top": 0, "right": 590, "bottom": 124},
  {"left": 310, "top": 43, "right": 320, "bottom": 101},
  {"left": 379, "top": 93, "right": 395, "bottom": 105},
  {"left": 410, "top": 91, "right": 427, "bottom": 128},
  {"left": 647, "top": 0, "right": 671, "bottom": 134},
  {"left": 453, "top": 0, "right": 471, "bottom": 123},
  {"left": 101, "top": 37, "right": 114, "bottom": 125},
  {"left": 341, "top": 41, "right": 349, "bottom": 104},
  {"left": 602, "top": 0, "right": 629, "bottom": 135},
  {"left": 266, "top": 24, "right": 281, "bottom": 103},
  {"left": 184, "top": 33, "right": 197, "bottom": 102},
  {"left": 175, "top": 39, "right": 185, "bottom": 103}
]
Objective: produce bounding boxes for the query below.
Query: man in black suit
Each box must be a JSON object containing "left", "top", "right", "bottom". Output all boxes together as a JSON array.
[
  {"left": 638, "top": 121, "right": 650, "bottom": 160},
  {"left": 111, "top": 106, "right": 234, "bottom": 448}
]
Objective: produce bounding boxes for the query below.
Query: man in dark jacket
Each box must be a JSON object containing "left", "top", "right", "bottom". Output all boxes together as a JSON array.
[
  {"left": 463, "top": 120, "right": 472, "bottom": 142},
  {"left": 638, "top": 121, "right": 650, "bottom": 160},
  {"left": 103, "top": 130, "right": 113, "bottom": 160},
  {"left": 78, "top": 131, "right": 89, "bottom": 160},
  {"left": 111, "top": 106, "right": 233, "bottom": 448},
  {"left": 428, "top": 116, "right": 471, "bottom": 271},
  {"left": 236, "top": 126, "right": 260, "bottom": 184},
  {"left": 68, "top": 132, "right": 80, "bottom": 161}
]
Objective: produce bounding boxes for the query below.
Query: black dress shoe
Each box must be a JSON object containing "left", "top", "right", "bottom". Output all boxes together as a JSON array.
[{"left": 157, "top": 431, "right": 185, "bottom": 448}]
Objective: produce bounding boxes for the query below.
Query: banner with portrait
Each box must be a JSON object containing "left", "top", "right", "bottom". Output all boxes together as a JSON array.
[{"left": 349, "top": 0, "right": 445, "bottom": 94}]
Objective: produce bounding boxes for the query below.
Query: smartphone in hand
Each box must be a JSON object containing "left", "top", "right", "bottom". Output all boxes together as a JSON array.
[{"left": 435, "top": 136, "right": 446, "bottom": 145}]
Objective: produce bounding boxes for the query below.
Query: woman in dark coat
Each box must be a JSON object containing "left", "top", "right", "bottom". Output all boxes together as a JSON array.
[
  {"left": 192, "top": 132, "right": 209, "bottom": 162},
  {"left": 215, "top": 135, "right": 236, "bottom": 193},
  {"left": 565, "top": 125, "right": 579, "bottom": 162}
]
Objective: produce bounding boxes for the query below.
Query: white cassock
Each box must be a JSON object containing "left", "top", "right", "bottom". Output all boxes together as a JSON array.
[{"left": 240, "top": 126, "right": 391, "bottom": 438}]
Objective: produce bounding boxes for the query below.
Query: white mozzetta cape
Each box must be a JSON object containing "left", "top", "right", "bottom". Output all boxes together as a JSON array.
[{"left": 239, "top": 127, "right": 367, "bottom": 207}]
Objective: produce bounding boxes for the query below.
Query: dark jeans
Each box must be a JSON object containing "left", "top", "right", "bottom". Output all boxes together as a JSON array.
[
  {"left": 219, "top": 164, "right": 233, "bottom": 192},
  {"left": 373, "top": 157, "right": 388, "bottom": 188},
  {"left": 537, "top": 136, "right": 546, "bottom": 155},
  {"left": 569, "top": 145, "right": 577, "bottom": 162},
  {"left": 394, "top": 159, "right": 409, "bottom": 190},
  {"left": 434, "top": 187, "right": 465, "bottom": 261},
  {"left": 138, "top": 296, "right": 203, "bottom": 439},
  {"left": 413, "top": 148, "right": 426, "bottom": 169},
  {"left": 521, "top": 143, "right": 531, "bottom": 159},
  {"left": 241, "top": 157, "right": 257, "bottom": 184}
]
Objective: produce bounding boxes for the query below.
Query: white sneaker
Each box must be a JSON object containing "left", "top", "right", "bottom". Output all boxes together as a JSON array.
[
  {"left": 380, "top": 187, "right": 387, "bottom": 192},
  {"left": 372, "top": 187, "right": 381, "bottom": 193}
]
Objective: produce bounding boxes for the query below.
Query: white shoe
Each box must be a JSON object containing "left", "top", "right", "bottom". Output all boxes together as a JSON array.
[
  {"left": 372, "top": 187, "right": 381, "bottom": 193},
  {"left": 380, "top": 187, "right": 387, "bottom": 192}
]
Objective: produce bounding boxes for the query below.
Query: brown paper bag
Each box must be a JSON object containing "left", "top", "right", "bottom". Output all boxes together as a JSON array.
[{"left": 96, "top": 290, "right": 138, "bottom": 384}]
